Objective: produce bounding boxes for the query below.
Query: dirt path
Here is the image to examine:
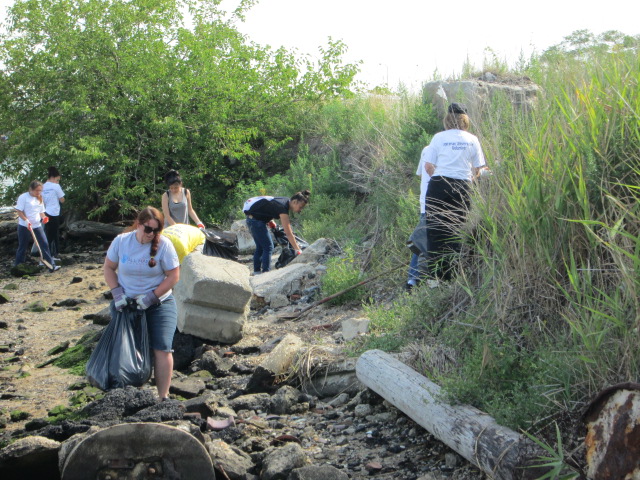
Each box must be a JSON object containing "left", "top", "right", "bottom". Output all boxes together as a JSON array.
[
  {"left": 0, "top": 249, "right": 363, "bottom": 432},
  {"left": 1, "top": 251, "right": 108, "bottom": 430}
]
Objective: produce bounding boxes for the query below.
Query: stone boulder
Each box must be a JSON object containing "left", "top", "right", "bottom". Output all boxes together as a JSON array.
[
  {"left": 289, "top": 465, "right": 349, "bottom": 480},
  {"left": 174, "top": 251, "right": 252, "bottom": 344},
  {"left": 206, "top": 439, "right": 254, "bottom": 480},
  {"left": 423, "top": 78, "right": 541, "bottom": 119},
  {"left": 0, "top": 435, "right": 60, "bottom": 480},
  {"left": 260, "top": 443, "right": 307, "bottom": 480},
  {"left": 229, "top": 219, "right": 256, "bottom": 254},
  {"left": 288, "top": 238, "right": 338, "bottom": 266},
  {"left": 250, "top": 263, "right": 321, "bottom": 307}
]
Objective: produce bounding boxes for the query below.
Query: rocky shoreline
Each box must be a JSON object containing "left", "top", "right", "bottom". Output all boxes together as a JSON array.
[{"left": 0, "top": 233, "right": 484, "bottom": 479}]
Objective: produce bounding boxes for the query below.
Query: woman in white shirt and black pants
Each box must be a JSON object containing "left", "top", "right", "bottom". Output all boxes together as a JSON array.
[
  {"left": 42, "top": 166, "right": 65, "bottom": 260},
  {"left": 423, "top": 103, "right": 487, "bottom": 281}
]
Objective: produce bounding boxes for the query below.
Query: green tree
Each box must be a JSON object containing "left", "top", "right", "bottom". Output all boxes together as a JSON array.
[{"left": 0, "top": 0, "right": 358, "bottom": 219}]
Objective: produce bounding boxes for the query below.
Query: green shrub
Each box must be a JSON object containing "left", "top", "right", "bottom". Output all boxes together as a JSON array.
[
  {"left": 359, "top": 283, "right": 455, "bottom": 353},
  {"left": 321, "top": 245, "right": 365, "bottom": 305},
  {"left": 9, "top": 410, "right": 30, "bottom": 422},
  {"left": 299, "top": 194, "right": 364, "bottom": 244}
]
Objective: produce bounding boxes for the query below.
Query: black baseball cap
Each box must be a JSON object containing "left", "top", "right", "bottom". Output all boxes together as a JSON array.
[{"left": 448, "top": 103, "right": 468, "bottom": 114}]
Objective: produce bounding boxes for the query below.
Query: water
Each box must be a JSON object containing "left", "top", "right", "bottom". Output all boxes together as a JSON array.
[{"left": 1, "top": 177, "right": 17, "bottom": 208}]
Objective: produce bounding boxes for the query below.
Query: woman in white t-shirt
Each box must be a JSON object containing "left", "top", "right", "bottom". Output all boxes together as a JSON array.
[
  {"left": 42, "top": 166, "right": 65, "bottom": 260},
  {"left": 423, "top": 103, "right": 488, "bottom": 281},
  {"left": 14, "top": 180, "right": 59, "bottom": 271},
  {"left": 103, "top": 206, "right": 180, "bottom": 400}
]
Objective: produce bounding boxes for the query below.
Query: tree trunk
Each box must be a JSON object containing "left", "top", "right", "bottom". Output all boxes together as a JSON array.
[{"left": 356, "top": 349, "right": 549, "bottom": 480}]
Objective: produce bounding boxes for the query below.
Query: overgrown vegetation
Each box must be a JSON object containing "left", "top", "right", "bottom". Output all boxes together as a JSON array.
[
  {"left": 320, "top": 245, "right": 365, "bottom": 305},
  {"left": 0, "top": 0, "right": 358, "bottom": 220},
  {"left": 359, "top": 29, "right": 640, "bottom": 448}
]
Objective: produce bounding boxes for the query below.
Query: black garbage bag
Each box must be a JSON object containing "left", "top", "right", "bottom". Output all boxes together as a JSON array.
[
  {"left": 202, "top": 227, "right": 239, "bottom": 262},
  {"left": 270, "top": 225, "right": 309, "bottom": 269},
  {"left": 275, "top": 247, "right": 296, "bottom": 269},
  {"left": 408, "top": 215, "right": 428, "bottom": 257},
  {"left": 86, "top": 303, "right": 152, "bottom": 391}
]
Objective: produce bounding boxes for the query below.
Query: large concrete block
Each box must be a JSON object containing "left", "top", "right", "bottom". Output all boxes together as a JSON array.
[
  {"left": 229, "top": 219, "right": 256, "bottom": 254},
  {"left": 177, "top": 302, "right": 246, "bottom": 344},
  {"left": 250, "top": 263, "right": 319, "bottom": 304},
  {"left": 289, "top": 237, "right": 338, "bottom": 266},
  {"left": 174, "top": 251, "right": 252, "bottom": 313},
  {"left": 174, "top": 250, "right": 251, "bottom": 344},
  {"left": 422, "top": 79, "right": 541, "bottom": 119}
]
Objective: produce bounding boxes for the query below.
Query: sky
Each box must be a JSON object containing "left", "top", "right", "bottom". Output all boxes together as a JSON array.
[
  {"left": 224, "top": 0, "right": 639, "bottom": 91},
  {"left": 1, "top": 0, "right": 638, "bottom": 92}
]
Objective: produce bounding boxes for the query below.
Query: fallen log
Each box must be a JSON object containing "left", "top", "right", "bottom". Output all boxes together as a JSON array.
[
  {"left": 356, "top": 349, "right": 549, "bottom": 480},
  {"left": 66, "top": 220, "right": 125, "bottom": 238}
]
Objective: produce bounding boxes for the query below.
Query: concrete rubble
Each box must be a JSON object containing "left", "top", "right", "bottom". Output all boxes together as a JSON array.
[{"left": 174, "top": 251, "right": 252, "bottom": 344}]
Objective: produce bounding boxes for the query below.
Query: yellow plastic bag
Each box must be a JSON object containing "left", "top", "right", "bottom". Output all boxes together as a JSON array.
[{"left": 162, "top": 224, "right": 205, "bottom": 263}]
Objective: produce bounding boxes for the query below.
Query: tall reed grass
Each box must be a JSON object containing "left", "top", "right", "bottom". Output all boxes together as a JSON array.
[
  {"left": 358, "top": 40, "right": 640, "bottom": 439},
  {"left": 442, "top": 45, "right": 640, "bottom": 428}
]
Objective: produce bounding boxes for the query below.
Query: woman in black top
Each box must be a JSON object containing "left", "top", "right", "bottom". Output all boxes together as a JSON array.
[{"left": 243, "top": 190, "right": 310, "bottom": 274}]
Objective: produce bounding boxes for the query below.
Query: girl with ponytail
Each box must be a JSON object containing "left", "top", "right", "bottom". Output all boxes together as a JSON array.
[
  {"left": 243, "top": 189, "right": 310, "bottom": 274},
  {"left": 14, "top": 180, "right": 59, "bottom": 271},
  {"left": 103, "top": 206, "right": 180, "bottom": 400}
]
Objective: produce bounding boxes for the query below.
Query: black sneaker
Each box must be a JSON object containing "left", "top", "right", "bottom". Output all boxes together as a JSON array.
[{"left": 405, "top": 282, "right": 414, "bottom": 292}]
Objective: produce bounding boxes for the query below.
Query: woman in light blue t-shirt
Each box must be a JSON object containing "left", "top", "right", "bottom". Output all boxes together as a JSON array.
[{"left": 103, "top": 206, "right": 180, "bottom": 400}]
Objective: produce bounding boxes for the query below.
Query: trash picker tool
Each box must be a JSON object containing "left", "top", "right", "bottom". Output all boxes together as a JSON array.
[
  {"left": 277, "top": 262, "right": 407, "bottom": 320},
  {"left": 29, "top": 226, "right": 54, "bottom": 270}
]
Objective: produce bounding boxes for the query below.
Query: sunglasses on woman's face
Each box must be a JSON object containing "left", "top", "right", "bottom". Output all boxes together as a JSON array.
[{"left": 142, "top": 224, "right": 161, "bottom": 235}]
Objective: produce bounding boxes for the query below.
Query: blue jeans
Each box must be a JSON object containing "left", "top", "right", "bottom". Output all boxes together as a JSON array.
[
  {"left": 247, "top": 217, "right": 273, "bottom": 273},
  {"left": 408, "top": 213, "right": 427, "bottom": 283},
  {"left": 15, "top": 225, "right": 55, "bottom": 267},
  {"left": 110, "top": 295, "right": 177, "bottom": 352}
]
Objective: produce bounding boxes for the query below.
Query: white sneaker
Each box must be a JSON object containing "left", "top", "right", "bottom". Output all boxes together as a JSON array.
[
  {"left": 50, "top": 265, "right": 61, "bottom": 272},
  {"left": 38, "top": 261, "right": 45, "bottom": 266},
  {"left": 52, "top": 257, "right": 61, "bottom": 262}
]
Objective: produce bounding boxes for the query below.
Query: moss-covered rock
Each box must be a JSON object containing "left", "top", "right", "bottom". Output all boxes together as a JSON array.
[
  {"left": 23, "top": 300, "right": 47, "bottom": 312},
  {"left": 46, "top": 341, "right": 70, "bottom": 356},
  {"left": 48, "top": 405, "right": 72, "bottom": 417},
  {"left": 51, "top": 330, "right": 102, "bottom": 375},
  {"left": 68, "top": 381, "right": 90, "bottom": 390},
  {"left": 52, "top": 344, "right": 92, "bottom": 375},
  {"left": 24, "top": 417, "right": 50, "bottom": 431},
  {"left": 46, "top": 403, "right": 88, "bottom": 423},
  {"left": 9, "top": 409, "right": 30, "bottom": 422},
  {"left": 10, "top": 264, "right": 40, "bottom": 277},
  {"left": 3, "top": 283, "right": 19, "bottom": 290},
  {"left": 0, "top": 292, "right": 9, "bottom": 304}
]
